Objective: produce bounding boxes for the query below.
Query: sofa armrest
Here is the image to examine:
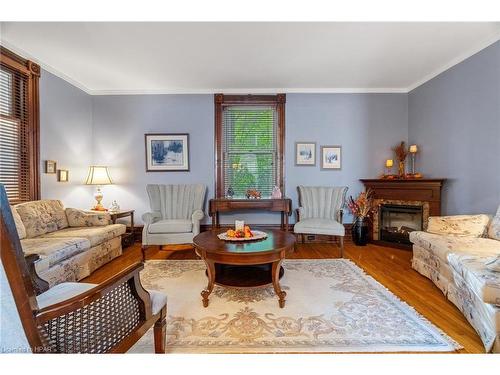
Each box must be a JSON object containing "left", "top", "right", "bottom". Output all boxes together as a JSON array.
[{"left": 142, "top": 212, "right": 161, "bottom": 225}]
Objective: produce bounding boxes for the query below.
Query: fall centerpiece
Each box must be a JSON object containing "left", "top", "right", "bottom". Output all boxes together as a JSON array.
[
  {"left": 347, "top": 189, "right": 374, "bottom": 246},
  {"left": 217, "top": 222, "right": 267, "bottom": 241},
  {"left": 393, "top": 141, "right": 408, "bottom": 178}
]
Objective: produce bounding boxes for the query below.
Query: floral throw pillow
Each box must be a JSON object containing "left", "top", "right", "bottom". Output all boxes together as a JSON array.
[
  {"left": 11, "top": 206, "right": 27, "bottom": 240},
  {"left": 66, "top": 208, "right": 111, "bottom": 227},
  {"left": 427, "top": 214, "right": 490, "bottom": 237},
  {"left": 487, "top": 205, "right": 500, "bottom": 241}
]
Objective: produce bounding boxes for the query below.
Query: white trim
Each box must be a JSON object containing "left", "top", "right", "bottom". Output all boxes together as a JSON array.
[
  {"left": 3, "top": 34, "right": 500, "bottom": 96},
  {"left": 89, "top": 87, "right": 408, "bottom": 95},
  {"left": 407, "top": 34, "right": 500, "bottom": 92}
]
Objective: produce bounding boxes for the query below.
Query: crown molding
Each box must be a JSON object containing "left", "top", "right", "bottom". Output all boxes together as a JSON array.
[{"left": 407, "top": 33, "right": 500, "bottom": 92}]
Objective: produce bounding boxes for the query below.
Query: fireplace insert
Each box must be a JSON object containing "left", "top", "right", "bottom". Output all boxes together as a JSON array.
[{"left": 379, "top": 204, "right": 423, "bottom": 245}]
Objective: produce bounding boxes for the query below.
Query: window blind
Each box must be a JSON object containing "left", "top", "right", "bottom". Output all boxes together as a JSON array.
[
  {"left": 222, "top": 106, "right": 279, "bottom": 197},
  {"left": 0, "top": 65, "right": 32, "bottom": 203}
]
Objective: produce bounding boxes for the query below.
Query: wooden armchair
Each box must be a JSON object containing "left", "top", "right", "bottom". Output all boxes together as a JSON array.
[{"left": 0, "top": 185, "right": 167, "bottom": 353}]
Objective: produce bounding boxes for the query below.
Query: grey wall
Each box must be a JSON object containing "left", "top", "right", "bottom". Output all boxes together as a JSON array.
[
  {"left": 408, "top": 41, "right": 500, "bottom": 215},
  {"left": 91, "top": 93, "right": 408, "bottom": 224},
  {"left": 40, "top": 70, "right": 94, "bottom": 208}
]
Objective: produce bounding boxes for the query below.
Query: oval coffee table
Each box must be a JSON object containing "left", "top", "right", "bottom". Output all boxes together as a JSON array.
[{"left": 193, "top": 229, "right": 296, "bottom": 308}]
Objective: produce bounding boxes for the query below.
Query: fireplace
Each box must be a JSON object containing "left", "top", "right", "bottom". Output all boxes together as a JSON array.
[{"left": 379, "top": 204, "right": 423, "bottom": 245}]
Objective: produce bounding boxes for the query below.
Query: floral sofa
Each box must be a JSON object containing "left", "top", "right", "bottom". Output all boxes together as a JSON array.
[
  {"left": 11, "top": 200, "right": 126, "bottom": 287},
  {"left": 410, "top": 207, "right": 500, "bottom": 353}
]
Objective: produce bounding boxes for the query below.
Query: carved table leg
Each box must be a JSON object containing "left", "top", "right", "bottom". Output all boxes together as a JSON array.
[
  {"left": 272, "top": 260, "right": 286, "bottom": 308},
  {"left": 201, "top": 259, "right": 216, "bottom": 307}
]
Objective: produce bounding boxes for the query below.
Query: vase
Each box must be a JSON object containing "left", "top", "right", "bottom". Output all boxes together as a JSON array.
[
  {"left": 398, "top": 161, "right": 405, "bottom": 177},
  {"left": 351, "top": 217, "right": 369, "bottom": 246}
]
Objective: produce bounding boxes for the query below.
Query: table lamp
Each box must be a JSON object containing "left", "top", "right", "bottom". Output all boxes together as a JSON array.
[
  {"left": 409, "top": 145, "right": 418, "bottom": 174},
  {"left": 85, "top": 166, "right": 113, "bottom": 211},
  {"left": 385, "top": 159, "right": 393, "bottom": 176}
]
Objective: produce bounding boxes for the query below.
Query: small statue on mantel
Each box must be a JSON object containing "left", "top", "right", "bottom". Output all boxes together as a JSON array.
[{"left": 271, "top": 185, "right": 282, "bottom": 199}]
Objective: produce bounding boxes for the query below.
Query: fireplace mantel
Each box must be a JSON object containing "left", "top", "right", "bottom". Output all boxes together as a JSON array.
[{"left": 360, "top": 179, "right": 446, "bottom": 216}]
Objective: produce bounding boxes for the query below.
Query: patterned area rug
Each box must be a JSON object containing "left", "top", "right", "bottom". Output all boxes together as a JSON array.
[{"left": 129, "top": 259, "right": 461, "bottom": 353}]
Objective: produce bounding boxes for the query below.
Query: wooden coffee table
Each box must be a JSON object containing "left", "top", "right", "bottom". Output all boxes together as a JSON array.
[{"left": 193, "top": 229, "right": 296, "bottom": 308}]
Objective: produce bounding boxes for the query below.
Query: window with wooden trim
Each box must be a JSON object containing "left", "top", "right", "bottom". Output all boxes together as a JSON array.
[
  {"left": 0, "top": 47, "right": 40, "bottom": 203},
  {"left": 215, "top": 94, "right": 285, "bottom": 198}
]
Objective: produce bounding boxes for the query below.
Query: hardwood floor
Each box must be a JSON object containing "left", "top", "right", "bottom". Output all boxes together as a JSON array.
[{"left": 83, "top": 240, "right": 485, "bottom": 353}]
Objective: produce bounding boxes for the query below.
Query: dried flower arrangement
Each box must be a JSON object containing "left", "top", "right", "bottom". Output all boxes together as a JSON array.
[
  {"left": 392, "top": 141, "right": 408, "bottom": 177},
  {"left": 347, "top": 189, "right": 374, "bottom": 219}
]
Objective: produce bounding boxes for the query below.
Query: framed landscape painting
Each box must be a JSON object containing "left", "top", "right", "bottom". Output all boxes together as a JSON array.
[
  {"left": 145, "top": 133, "right": 189, "bottom": 172},
  {"left": 295, "top": 142, "right": 316, "bottom": 166},
  {"left": 321, "top": 145, "right": 342, "bottom": 170}
]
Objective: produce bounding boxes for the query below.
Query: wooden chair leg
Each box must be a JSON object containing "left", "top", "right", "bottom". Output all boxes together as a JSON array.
[
  {"left": 141, "top": 245, "right": 147, "bottom": 262},
  {"left": 154, "top": 305, "right": 167, "bottom": 354},
  {"left": 339, "top": 236, "right": 344, "bottom": 258},
  {"left": 301, "top": 234, "right": 305, "bottom": 244}
]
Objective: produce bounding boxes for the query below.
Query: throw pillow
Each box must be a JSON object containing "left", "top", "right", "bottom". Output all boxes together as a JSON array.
[
  {"left": 427, "top": 214, "right": 490, "bottom": 237},
  {"left": 11, "top": 206, "right": 27, "bottom": 240},
  {"left": 66, "top": 208, "right": 111, "bottom": 227},
  {"left": 487, "top": 205, "right": 500, "bottom": 241}
]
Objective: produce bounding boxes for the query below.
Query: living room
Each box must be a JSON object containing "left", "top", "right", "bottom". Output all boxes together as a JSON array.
[{"left": 1, "top": 0, "right": 499, "bottom": 372}]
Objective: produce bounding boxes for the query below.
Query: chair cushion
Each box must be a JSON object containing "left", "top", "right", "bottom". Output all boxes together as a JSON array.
[
  {"left": 14, "top": 200, "right": 68, "bottom": 238},
  {"left": 410, "top": 231, "right": 500, "bottom": 265},
  {"left": 294, "top": 218, "right": 345, "bottom": 236},
  {"left": 37, "top": 282, "right": 167, "bottom": 315},
  {"left": 11, "top": 206, "right": 26, "bottom": 240},
  {"left": 66, "top": 208, "right": 111, "bottom": 227},
  {"left": 488, "top": 205, "right": 500, "bottom": 241},
  {"left": 21, "top": 237, "right": 90, "bottom": 268},
  {"left": 448, "top": 253, "right": 500, "bottom": 305},
  {"left": 40, "top": 224, "right": 126, "bottom": 247},
  {"left": 427, "top": 214, "right": 490, "bottom": 237},
  {"left": 148, "top": 219, "right": 193, "bottom": 234}
]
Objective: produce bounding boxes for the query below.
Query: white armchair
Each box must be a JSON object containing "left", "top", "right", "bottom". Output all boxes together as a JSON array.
[
  {"left": 294, "top": 185, "right": 348, "bottom": 257},
  {"left": 142, "top": 184, "right": 206, "bottom": 252}
]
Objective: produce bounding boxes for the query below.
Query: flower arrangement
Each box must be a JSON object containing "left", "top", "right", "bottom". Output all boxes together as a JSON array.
[
  {"left": 393, "top": 141, "right": 408, "bottom": 177},
  {"left": 347, "top": 189, "right": 374, "bottom": 219}
]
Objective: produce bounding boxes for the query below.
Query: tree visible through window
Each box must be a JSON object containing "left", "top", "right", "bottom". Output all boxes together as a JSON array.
[{"left": 215, "top": 94, "right": 285, "bottom": 199}]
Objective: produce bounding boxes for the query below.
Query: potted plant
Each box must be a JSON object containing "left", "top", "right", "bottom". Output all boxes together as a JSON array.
[{"left": 347, "top": 189, "right": 374, "bottom": 246}]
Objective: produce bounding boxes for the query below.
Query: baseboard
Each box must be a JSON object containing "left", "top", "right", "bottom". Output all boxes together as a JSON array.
[{"left": 133, "top": 223, "right": 353, "bottom": 243}]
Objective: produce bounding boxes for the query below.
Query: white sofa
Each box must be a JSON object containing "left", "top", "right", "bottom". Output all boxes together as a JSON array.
[
  {"left": 12, "top": 200, "right": 125, "bottom": 287},
  {"left": 410, "top": 207, "right": 500, "bottom": 353}
]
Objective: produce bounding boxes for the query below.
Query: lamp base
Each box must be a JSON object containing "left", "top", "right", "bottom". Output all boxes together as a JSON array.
[{"left": 91, "top": 186, "right": 107, "bottom": 211}]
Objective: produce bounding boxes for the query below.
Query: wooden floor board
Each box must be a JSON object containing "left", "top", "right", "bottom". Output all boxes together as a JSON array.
[{"left": 83, "top": 239, "right": 485, "bottom": 353}]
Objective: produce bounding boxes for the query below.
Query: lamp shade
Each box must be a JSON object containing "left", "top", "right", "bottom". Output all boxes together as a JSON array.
[
  {"left": 409, "top": 144, "right": 418, "bottom": 153},
  {"left": 85, "top": 166, "right": 113, "bottom": 185}
]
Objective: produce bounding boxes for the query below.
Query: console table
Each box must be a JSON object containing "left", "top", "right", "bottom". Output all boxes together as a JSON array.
[{"left": 209, "top": 198, "right": 292, "bottom": 231}]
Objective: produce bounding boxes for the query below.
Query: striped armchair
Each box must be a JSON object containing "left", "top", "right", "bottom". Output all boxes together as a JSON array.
[
  {"left": 294, "top": 185, "right": 348, "bottom": 257},
  {"left": 142, "top": 184, "right": 206, "bottom": 251}
]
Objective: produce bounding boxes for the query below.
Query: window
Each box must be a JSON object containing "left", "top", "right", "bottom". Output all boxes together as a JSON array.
[
  {"left": 0, "top": 47, "right": 40, "bottom": 203},
  {"left": 215, "top": 94, "right": 285, "bottom": 198}
]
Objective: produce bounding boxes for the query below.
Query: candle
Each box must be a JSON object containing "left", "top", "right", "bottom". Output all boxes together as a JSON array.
[
  {"left": 409, "top": 144, "right": 418, "bottom": 153},
  {"left": 385, "top": 159, "right": 393, "bottom": 168}
]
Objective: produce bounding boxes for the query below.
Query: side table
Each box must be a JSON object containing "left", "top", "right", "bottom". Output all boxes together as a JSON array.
[{"left": 109, "top": 210, "right": 135, "bottom": 248}]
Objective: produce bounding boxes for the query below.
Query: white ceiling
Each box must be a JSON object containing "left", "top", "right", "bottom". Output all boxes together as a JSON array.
[{"left": 1, "top": 22, "right": 499, "bottom": 94}]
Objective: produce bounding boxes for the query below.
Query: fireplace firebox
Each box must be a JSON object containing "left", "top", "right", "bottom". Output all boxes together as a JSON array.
[{"left": 379, "top": 204, "right": 423, "bottom": 245}]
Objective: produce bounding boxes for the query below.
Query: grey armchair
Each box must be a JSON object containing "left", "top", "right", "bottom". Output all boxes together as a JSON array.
[
  {"left": 294, "top": 185, "right": 348, "bottom": 257},
  {"left": 142, "top": 184, "right": 206, "bottom": 252}
]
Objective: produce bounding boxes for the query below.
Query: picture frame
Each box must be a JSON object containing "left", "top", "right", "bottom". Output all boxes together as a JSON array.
[
  {"left": 295, "top": 142, "right": 316, "bottom": 166},
  {"left": 145, "top": 133, "right": 190, "bottom": 172},
  {"left": 45, "top": 160, "right": 57, "bottom": 174},
  {"left": 321, "top": 145, "right": 342, "bottom": 170},
  {"left": 57, "top": 169, "right": 69, "bottom": 182}
]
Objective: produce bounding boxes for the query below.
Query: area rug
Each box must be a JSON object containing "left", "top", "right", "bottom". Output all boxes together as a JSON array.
[{"left": 129, "top": 259, "right": 461, "bottom": 353}]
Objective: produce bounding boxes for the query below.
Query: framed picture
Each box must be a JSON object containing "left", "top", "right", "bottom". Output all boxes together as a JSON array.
[
  {"left": 57, "top": 169, "right": 69, "bottom": 182},
  {"left": 321, "top": 145, "right": 342, "bottom": 170},
  {"left": 45, "top": 160, "right": 57, "bottom": 174},
  {"left": 145, "top": 133, "right": 190, "bottom": 172},
  {"left": 295, "top": 142, "right": 316, "bottom": 166}
]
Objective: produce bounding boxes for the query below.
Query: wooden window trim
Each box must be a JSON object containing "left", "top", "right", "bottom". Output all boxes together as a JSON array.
[
  {"left": 0, "top": 46, "right": 41, "bottom": 202},
  {"left": 214, "top": 93, "right": 286, "bottom": 198}
]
